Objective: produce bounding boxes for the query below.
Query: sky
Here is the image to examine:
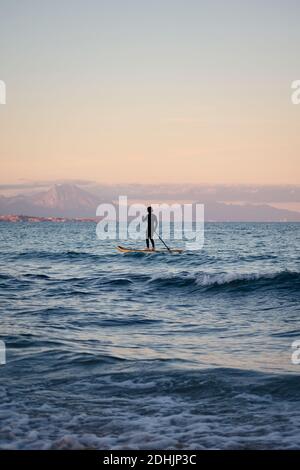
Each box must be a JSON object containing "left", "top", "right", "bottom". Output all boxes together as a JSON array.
[{"left": 0, "top": 0, "right": 299, "bottom": 185}]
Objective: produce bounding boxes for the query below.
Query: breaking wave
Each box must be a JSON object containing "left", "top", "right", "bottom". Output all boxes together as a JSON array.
[{"left": 148, "top": 270, "right": 300, "bottom": 292}]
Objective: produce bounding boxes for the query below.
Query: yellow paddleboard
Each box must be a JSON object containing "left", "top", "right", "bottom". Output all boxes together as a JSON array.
[{"left": 117, "top": 245, "right": 183, "bottom": 254}]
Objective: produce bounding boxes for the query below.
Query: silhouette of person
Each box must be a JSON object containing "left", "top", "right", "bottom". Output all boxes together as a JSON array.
[{"left": 143, "top": 206, "right": 158, "bottom": 250}]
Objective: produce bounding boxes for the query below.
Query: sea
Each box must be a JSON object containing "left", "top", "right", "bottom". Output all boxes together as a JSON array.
[{"left": 0, "top": 222, "right": 300, "bottom": 449}]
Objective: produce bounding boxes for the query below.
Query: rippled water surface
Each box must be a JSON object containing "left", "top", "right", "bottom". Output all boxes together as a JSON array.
[{"left": 0, "top": 222, "right": 300, "bottom": 449}]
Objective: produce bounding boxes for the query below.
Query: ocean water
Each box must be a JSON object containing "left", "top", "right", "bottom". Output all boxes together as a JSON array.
[{"left": 0, "top": 222, "right": 300, "bottom": 449}]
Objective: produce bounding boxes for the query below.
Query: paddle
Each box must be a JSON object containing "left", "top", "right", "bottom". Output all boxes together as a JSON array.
[{"left": 155, "top": 231, "right": 171, "bottom": 252}]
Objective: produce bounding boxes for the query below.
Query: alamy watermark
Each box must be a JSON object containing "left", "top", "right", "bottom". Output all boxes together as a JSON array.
[
  {"left": 291, "top": 340, "right": 300, "bottom": 365},
  {"left": 0, "top": 340, "right": 6, "bottom": 365},
  {"left": 291, "top": 80, "right": 300, "bottom": 105},
  {"left": 96, "top": 196, "right": 204, "bottom": 250},
  {"left": 0, "top": 80, "right": 6, "bottom": 104}
]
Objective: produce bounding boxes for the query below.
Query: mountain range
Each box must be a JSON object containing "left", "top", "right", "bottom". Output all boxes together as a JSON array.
[
  {"left": 0, "top": 184, "right": 100, "bottom": 218},
  {"left": 0, "top": 183, "right": 300, "bottom": 221}
]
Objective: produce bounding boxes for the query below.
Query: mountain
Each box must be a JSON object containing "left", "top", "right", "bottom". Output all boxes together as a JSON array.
[
  {"left": 0, "top": 184, "right": 101, "bottom": 217},
  {"left": 30, "top": 184, "right": 100, "bottom": 213},
  {"left": 204, "top": 201, "right": 300, "bottom": 222},
  {"left": 0, "top": 183, "right": 300, "bottom": 221}
]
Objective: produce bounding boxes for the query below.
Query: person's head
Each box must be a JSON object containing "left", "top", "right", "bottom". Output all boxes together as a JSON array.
[{"left": 147, "top": 206, "right": 152, "bottom": 213}]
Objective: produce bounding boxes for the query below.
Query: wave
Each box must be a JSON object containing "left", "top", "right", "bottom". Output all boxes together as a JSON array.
[
  {"left": 0, "top": 273, "right": 32, "bottom": 291},
  {"left": 1, "top": 367, "right": 300, "bottom": 450},
  {"left": 195, "top": 270, "right": 300, "bottom": 287},
  {"left": 9, "top": 250, "right": 108, "bottom": 263},
  {"left": 271, "top": 329, "right": 300, "bottom": 338},
  {"left": 2, "top": 268, "right": 299, "bottom": 296},
  {"left": 2, "top": 269, "right": 299, "bottom": 293},
  {"left": 148, "top": 270, "right": 300, "bottom": 292},
  {"left": 23, "top": 273, "right": 51, "bottom": 280}
]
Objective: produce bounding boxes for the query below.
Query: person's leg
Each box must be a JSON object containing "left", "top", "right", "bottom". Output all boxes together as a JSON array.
[
  {"left": 146, "top": 238, "right": 150, "bottom": 249},
  {"left": 150, "top": 238, "right": 155, "bottom": 250}
]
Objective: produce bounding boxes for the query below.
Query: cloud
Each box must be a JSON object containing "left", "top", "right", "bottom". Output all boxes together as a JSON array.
[{"left": 0, "top": 179, "right": 95, "bottom": 192}]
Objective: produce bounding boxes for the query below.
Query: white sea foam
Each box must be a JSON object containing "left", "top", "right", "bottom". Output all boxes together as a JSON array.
[
  {"left": 1, "top": 373, "right": 300, "bottom": 450},
  {"left": 195, "top": 271, "right": 275, "bottom": 286}
]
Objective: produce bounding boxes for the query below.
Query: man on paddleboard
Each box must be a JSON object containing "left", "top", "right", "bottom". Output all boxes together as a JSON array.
[{"left": 142, "top": 206, "right": 158, "bottom": 250}]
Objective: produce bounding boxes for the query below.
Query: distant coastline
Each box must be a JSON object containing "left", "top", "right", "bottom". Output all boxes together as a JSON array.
[
  {"left": 1, "top": 214, "right": 299, "bottom": 223},
  {"left": 0, "top": 215, "right": 98, "bottom": 223}
]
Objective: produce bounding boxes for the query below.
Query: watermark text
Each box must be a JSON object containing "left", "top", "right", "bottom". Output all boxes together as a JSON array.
[
  {"left": 0, "top": 80, "right": 6, "bottom": 104},
  {"left": 0, "top": 340, "right": 6, "bottom": 365},
  {"left": 291, "top": 80, "right": 300, "bottom": 104},
  {"left": 291, "top": 340, "right": 300, "bottom": 365},
  {"left": 96, "top": 196, "right": 204, "bottom": 251}
]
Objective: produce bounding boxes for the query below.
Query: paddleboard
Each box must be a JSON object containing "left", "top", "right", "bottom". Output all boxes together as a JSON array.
[{"left": 117, "top": 245, "right": 183, "bottom": 254}]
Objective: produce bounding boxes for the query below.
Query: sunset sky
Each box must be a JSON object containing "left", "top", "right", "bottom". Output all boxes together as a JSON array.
[{"left": 0, "top": 0, "right": 299, "bottom": 185}]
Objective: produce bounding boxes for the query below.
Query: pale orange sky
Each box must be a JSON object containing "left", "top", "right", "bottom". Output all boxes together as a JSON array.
[{"left": 0, "top": 1, "right": 299, "bottom": 185}]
